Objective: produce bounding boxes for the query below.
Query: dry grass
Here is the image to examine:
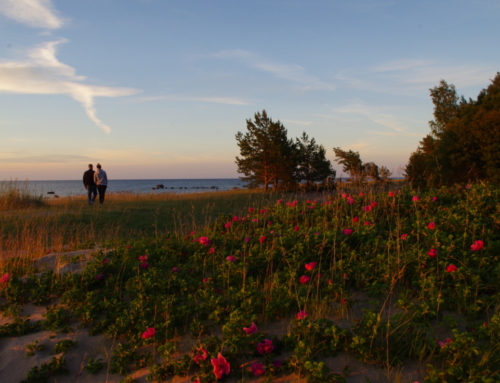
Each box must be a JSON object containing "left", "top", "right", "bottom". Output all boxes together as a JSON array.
[{"left": 0, "top": 180, "right": 408, "bottom": 268}]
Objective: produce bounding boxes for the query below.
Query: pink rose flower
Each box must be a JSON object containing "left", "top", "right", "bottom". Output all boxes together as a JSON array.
[
  {"left": 0, "top": 273, "right": 10, "bottom": 283},
  {"left": 428, "top": 248, "right": 437, "bottom": 258},
  {"left": 299, "top": 275, "right": 311, "bottom": 284},
  {"left": 198, "top": 236, "right": 211, "bottom": 246},
  {"left": 141, "top": 327, "right": 156, "bottom": 339},
  {"left": 304, "top": 262, "right": 317, "bottom": 271},
  {"left": 427, "top": 222, "right": 436, "bottom": 229},
  {"left": 193, "top": 349, "right": 208, "bottom": 364},
  {"left": 363, "top": 205, "right": 372, "bottom": 212},
  {"left": 352, "top": 216, "right": 359, "bottom": 223},
  {"left": 296, "top": 311, "right": 309, "bottom": 320},
  {"left": 226, "top": 255, "right": 237, "bottom": 262},
  {"left": 138, "top": 254, "right": 148, "bottom": 262},
  {"left": 251, "top": 362, "right": 266, "bottom": 376},
  {"left": 343, "top": 228, "right": 354, "bottom": 235},
  {"left": 224, "top": 222, "right": 232, "bottom": 228},
  {"left": 412, "top": 195, "right": 420, "bottom": 201},
  {"left": 445, "top": 264, "right": 457, "bottom": 272},
  {"left": 257, "top": 339, "right": 274, "bottom": 355},
  {"left": 470, "top": 240, "right": 484, "bottom": 251},
  {"left": 243, "top": 322, "right": 258, "bottom": 335},
  {"left": 211, "top": 353, "right": 230, "bottom": 379}
]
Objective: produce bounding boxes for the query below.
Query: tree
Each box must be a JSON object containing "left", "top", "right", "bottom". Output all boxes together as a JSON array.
[
  {"left": 379, "top": 166, "right": 392, "bottom": 182},
  {"left": 406, "top": 72, "right": 500, "bottom": 187},
  {"left": 333, "top": 147, "right": 364, "bottom": 182},
  {"left": 235, "top": 110, "right": 297, "bottom": 190},
  {"left": 296, "top": 132, "right": 336, "bottom": 187},
  {"left": 428, "top": 80, "right": 459, "bottom": 136},
  {"left": 362, "top": 162, "right": 380, "bottom": 181}
]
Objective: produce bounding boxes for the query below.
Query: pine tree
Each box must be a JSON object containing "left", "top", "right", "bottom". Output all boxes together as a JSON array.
[
  {"left": 333, "top": 147, "right": 364, "bottom": 182},
  {"left": 235, "top": 110, "right": 297, "bottom": 190},
  {"left": 296, "top": 132, "right": 336, "bottom": 187}
]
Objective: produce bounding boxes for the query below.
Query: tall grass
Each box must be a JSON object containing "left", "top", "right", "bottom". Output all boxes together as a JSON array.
[{"left": 0, "top": 180, "right": 46, "bottom": 210}]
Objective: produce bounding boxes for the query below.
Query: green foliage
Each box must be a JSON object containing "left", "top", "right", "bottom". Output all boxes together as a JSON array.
[
  {"left": 236, "top": 110, "right": 297, "bottom": 190},
  {"left": 20, "top": 356, "right": 68, "bottom": 383},
  {"left": 296, "top": 132, "right": 336, "bottom": 187},
  {"left": 53, "top": 339, "right": 77, "bottom": 354},
  {"left": 3, "top": 183, "right": 500, "bottom": 382},
  {"left": 25, "top": 340, "right": 47, "bottom": 357},
  {"left": 236, "top": 111, "right": 335, "bottom": 190},
  {"left": 84, "top": 358, "right": 106, "bottom": 374},
  {"left": 43, "top": 305, "right": 71, "bottom": 332},
  {"left": 406, "top": 73, "right": 500, "bottom": 186},
  {"left": 0, "top": 316, "right": 42, "bottom": 337},
  {"left": 333, "top": 147, "right": 364, "bottom": 182}
]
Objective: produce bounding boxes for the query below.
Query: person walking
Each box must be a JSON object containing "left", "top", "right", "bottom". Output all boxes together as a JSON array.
[
  {"left": 83, "top": 164, "right": 97, "bottom": 205},
  {"left": 94, "top": 163, "right": 108, "bottom": 205}
]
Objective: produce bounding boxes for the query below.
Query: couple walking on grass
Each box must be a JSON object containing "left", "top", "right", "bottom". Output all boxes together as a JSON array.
[{"left": 83, "top": 163, "right": 108, "bottom": 205}]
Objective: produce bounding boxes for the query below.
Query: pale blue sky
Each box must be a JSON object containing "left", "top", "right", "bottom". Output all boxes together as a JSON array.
[{"left": 0, "top": 0, "right": 498, "bottom": 180}]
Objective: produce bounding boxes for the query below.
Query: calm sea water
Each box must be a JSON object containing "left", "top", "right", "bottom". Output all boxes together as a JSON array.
[{"left": 25, "top": 179, "right": 246, "bottom": 198}]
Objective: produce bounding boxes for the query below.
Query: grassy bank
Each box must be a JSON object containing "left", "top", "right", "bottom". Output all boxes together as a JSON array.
[
  {"left": 1, "top": 181, "right": 499, "bottom": 383},
  {"left": 0, "top": 181, "right": 406, "bottom": 260}
]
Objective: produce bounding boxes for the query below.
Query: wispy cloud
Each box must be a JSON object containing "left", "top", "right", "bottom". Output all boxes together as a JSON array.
[
  {"left": 334, "top": 103, "right": 420, "bottom": 135},
  {"left": 212, "top": 50, "right": 336, "bottom": 92},
  {"left": 0, "top": 0, "right": 65, "bottom": 29},
  {"left": 370, "top": 59, "right": 495, "bottom": 88},
  {"left": 282, "top": 119, "right": 313, "bottom": 126},
  {"left": 0, "top": 154, "right": 91, "bottom": 163},
  {"left": 366, "top": 130, "right": 422, "bottom": 137},
  {"left": 371, "top": 59, "right": 432, "bottom": 72},
  {"left": 136, "top": 95, "right": 250, "bottom": 105},
  {"left": 0, "top": 40, "right": 141, "bottom": 133}
]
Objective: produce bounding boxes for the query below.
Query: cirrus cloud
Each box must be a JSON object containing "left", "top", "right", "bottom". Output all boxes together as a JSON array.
[
  {"left": 0, "top": 0, "right": 65, "bottom": 29},
  {"left": 0, "top": 40, "right": 141, "bottom": 133}
]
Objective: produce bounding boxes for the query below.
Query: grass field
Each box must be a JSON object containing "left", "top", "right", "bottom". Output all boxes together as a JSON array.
[{"left": 1, "top": 180, "right": 498, "bottom": 383}]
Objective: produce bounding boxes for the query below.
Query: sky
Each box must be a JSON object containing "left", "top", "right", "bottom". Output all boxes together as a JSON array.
[{"left": 0, "top": 0, "right": 498, "bottom": 180}]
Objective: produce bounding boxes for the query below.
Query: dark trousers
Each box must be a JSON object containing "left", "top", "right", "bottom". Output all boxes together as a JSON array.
[
  {"left": 87, "top": 185, "right": 97, "bottom": 202},
  {"left": 97, "top": 185, "right": 107, "bottom": 204}
]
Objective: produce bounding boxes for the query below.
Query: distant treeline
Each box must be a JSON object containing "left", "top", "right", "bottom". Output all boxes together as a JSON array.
[
  {"left": 236, "top": 72, "right": 500, "bottom": 191},
  {"left": 235, "top": 111, "right": 393, "bottom": 191}
]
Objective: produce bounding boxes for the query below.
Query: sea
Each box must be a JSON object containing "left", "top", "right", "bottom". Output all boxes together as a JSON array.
[{"left": 23, "top": 179, "right": 246, "bottom": 198}]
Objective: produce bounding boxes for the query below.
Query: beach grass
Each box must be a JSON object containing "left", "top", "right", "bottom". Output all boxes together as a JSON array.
[{"left": 0, "top": 180, "right": 407, "bottom": 261}]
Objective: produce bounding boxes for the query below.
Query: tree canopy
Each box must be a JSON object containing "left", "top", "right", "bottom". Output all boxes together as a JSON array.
[
  {"left": 406, "top": 72, "right": 500, "bottom": 187},
  {"left": 235, "top": 111, "right": 335, "bottom": 190}
]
